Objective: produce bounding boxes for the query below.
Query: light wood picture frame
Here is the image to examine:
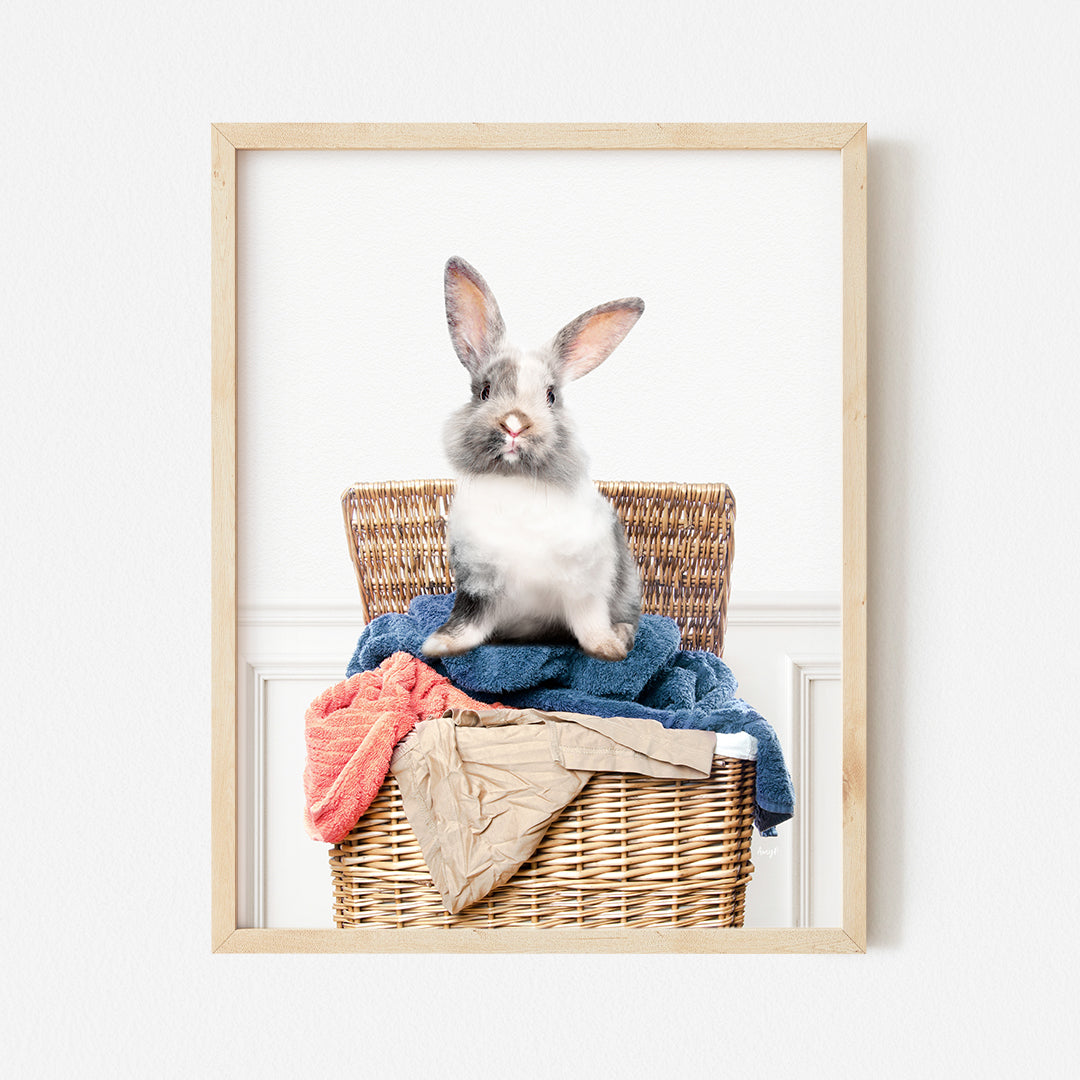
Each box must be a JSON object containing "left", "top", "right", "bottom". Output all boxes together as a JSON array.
[{"left": 211, "top": 122, "right": 867, "bottom": 954}]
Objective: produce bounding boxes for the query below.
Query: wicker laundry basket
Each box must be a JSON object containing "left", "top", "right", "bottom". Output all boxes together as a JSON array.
[{"left": 331, "top": 480, "right": 755, "bottom": 929}]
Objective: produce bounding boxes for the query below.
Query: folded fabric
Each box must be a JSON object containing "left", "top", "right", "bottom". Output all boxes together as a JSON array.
[
  {"left": 346, "top": 592, "right": 794, "bottom": 835},
  {"left": 390, "top": 707, "right": 718, "bottom": 914},
  {"left": 348, "top": 593, "right": 691, "bottom": 700},
  {"left": 303, "top": 651, "right": 499, "bottom": 843}
]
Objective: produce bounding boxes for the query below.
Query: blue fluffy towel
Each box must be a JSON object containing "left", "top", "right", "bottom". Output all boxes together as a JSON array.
[{"left": 346, "top": 593, "right": 795, "bottom": 835}]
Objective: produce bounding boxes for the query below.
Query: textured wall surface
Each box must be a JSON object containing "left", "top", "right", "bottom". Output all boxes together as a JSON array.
[{"left": 3, "top": 2, "right": 1078, "bottom": 1077}]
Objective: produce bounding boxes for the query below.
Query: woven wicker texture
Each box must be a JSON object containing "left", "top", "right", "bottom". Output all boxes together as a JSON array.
[
  {"left": 341, "top": 479, "right": 736, "bottom": 655},
  {"left": 333, "top": 479, "right": 753, "bottom": 928},
  {"left": 332, "top": 756, "right": 755, "bottom": 928}
]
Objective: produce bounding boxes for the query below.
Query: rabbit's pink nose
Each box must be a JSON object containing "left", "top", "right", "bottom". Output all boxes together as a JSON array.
[{"left": 501, "top": 414, "right": 525, "bottom": 437}]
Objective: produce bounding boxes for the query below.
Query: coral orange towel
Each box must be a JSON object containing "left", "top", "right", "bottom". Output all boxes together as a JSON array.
[{"left": 303, "top": 651, "right": 497, "bottom": 843}]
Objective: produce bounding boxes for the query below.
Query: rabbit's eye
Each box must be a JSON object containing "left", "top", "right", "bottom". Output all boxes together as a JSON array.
[
  {"left": 479, "top": 384, "right": 491, "bottom": 401},
  {"left": 546, "top": 387, "right": 556, "bottom": 407}
]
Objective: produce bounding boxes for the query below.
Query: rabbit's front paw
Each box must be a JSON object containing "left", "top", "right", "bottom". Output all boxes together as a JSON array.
[
  {"left": 421, "top": 621, "right": 489, "bottom": 657},
  {"left": 420, "top": 631, "right": 459, "bottom": 657},
  {"left": 579, "top": 630, "right": 629, "bottom": 662}
]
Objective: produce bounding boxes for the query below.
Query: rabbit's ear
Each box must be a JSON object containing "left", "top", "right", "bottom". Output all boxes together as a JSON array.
[
  {"left": 552, "top": 298, "right": 644, "bottom": 381},
  {"left": 444, "top": 257, "right": 506, "bottom": 374}
]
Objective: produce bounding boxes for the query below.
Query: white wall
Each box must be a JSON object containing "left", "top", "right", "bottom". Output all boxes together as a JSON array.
[
  {"left": 237, "top": 148, "right": 841, "bottom": 599},
  {"left": 238, "top": 598, "right": 841, "bottom": 931},
  {"left": 4, "top": 2, "right": 1079, "bottom": 1078}
]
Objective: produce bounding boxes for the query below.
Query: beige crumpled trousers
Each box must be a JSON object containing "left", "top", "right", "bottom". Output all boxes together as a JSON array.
[{"left": 389, "top": 707, "right": 718, "bottom": 914}]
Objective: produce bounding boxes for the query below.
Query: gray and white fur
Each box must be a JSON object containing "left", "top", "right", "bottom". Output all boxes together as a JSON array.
[{"left": 421, "top": 256, "right": 644, "bottom": 662}]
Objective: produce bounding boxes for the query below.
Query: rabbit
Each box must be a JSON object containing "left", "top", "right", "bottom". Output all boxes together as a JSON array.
[{"left": 420, "top": 256, "right": 644, "bottom": 662}]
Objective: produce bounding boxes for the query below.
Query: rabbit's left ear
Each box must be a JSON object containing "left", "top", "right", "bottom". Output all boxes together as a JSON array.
[{"left": 552, "top": 298, "right": 644, "bottom": 381}]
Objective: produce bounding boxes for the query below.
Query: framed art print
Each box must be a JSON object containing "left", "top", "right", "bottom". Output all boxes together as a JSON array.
[{"left": 211, "top": 123, "right": 867, "bottom": 953}]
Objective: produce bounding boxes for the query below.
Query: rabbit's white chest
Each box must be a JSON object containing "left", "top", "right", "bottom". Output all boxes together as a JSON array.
[{"left": 449, "top": 476, "right": 614, "bottom": 598}]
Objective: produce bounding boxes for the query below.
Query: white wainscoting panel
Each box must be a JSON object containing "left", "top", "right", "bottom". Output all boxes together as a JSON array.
[
  {"left": 786, "top": 655, "right": 843, "bottom": 927},
  {"left": 238, "top": 593, "right": 840, "bottom": 929},
  {"left": 721, "top": 601, "right": 841, "bottom": 928}
]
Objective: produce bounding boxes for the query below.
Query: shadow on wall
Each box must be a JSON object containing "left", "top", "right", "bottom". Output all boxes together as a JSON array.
[{"left": 867, "top": 138, "right": 918, "bottom": 949}]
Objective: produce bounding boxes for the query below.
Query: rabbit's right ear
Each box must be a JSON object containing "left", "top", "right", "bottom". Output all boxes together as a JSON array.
[{"left": 444, "top": 257, "right": 506, "bottom": 375}]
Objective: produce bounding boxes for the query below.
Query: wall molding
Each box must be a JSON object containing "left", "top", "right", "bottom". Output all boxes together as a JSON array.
[
  {"left": 240, "top": 601, "right": 366, "bottom": 628},
  {"left": 238, "top": 591, "right": 842, "bottom": 629},
  {"left": 786, "top": 654, "right": 842, "bottom": 928},
  {"left": 727, "top": 592, "right": 841, "bottom": 627},
  {"left": 238, "top": 596, "right": 842, "bottom": 930},
  {"left": 240, "top": 657, "right": 344, "bottom": 930}
]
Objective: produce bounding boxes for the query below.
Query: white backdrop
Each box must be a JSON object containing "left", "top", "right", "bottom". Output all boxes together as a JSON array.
[
  {"left": 4, "top": 2, "right": 1079, "bottom": 1078},
  {"left": 237, "top": 148, "right": 840, "bottom": 602}
]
